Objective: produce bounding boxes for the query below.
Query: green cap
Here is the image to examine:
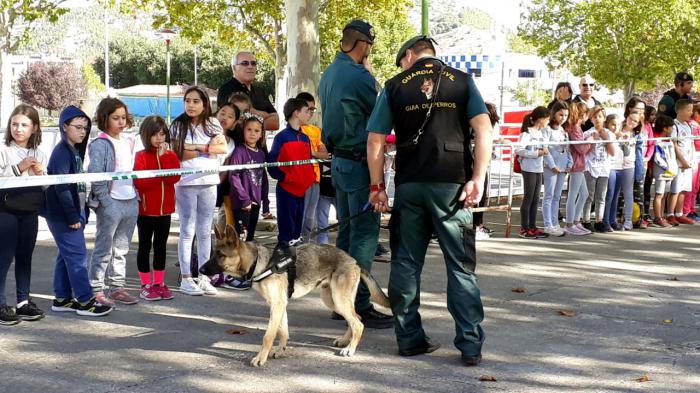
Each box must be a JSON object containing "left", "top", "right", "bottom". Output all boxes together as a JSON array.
[
  {"left": 395, "top": 35, "right": 435, "bottom": 67},
  {"left": 675, "top": 72, "right": 693, "bottom": 83},
  {"left": 343, "top": 20, "right": 375, "bottom": 44}
]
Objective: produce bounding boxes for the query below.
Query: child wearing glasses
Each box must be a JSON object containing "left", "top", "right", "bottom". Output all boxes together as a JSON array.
[
  {"left": 46, "top": 106, "right": 113, "bottom": 317},
  {"left": 296, "top": 92, "right": 331, "bottom": 241}
]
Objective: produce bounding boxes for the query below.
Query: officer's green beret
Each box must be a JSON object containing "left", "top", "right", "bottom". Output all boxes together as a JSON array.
[
  {"left": 395, "top": 35, "right": 434, "bottom": 67},
  {"left": 343, "top": 20, "right": 375, "bottom": 44}
]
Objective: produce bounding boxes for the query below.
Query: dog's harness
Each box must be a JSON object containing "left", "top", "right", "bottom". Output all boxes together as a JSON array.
[{"left": 248, "top": 247, "right": 297, "bottom": 299}]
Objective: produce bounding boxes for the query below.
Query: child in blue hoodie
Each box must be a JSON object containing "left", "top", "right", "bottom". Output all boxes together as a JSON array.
[{"left": 45, "top": 106, "right": 112, "bottom": 317}]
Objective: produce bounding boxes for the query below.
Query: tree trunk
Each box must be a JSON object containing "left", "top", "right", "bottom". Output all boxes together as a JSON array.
[
  {"left": 285, "top": 0, "right": 320, "bottom": 100},
  {"left": 0, "top": 53, "right": 5, "bottom": 123},
  {"left": 623, "top": 80, "right": 636, "bottom": 104}
]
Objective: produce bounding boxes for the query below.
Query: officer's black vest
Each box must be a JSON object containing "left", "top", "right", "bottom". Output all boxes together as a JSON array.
[{"left": 384, "top": 57, "right": 474, "bottom": 186}]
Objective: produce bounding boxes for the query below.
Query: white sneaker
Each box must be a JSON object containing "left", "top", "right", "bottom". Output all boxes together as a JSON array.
[
  {"left": 544, "top": 226, "right": 565, "bottom": 237},
  {"left": 575, "top": 223, "right": 591, "bottom": 235},
  {"left": 475, "top": 227, "right": 490, "bottom": 240},
  {"left": 180, "top": 277, "right": 204, "bottom": 296},
  {"left": 197, "top": 276, "right": 218, "bottom": 295}
]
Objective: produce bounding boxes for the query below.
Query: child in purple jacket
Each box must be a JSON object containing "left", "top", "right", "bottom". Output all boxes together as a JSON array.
[{"left": 229, "top": 114, "right": 269, "bottom": 241}]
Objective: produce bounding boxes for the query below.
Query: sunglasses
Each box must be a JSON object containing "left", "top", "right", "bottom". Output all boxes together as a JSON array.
[
  {"left": 237, "top": 60, "right": 257, "bottom": 67},
  {"left": 581, "top": 83, "right": 595, "bottom": 87}
]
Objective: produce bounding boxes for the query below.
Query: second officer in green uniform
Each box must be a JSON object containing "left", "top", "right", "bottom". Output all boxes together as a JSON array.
[
  {"left": 367, "top": 36, "right": 493, "bottom": 365},
  {"left": 317, "top": 20, "right": 393, "bottom": 328}
]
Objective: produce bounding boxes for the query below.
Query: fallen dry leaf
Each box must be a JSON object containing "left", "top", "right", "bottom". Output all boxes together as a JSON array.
[
  {"left": 226, "top": 329, "right": 249, "bottom": 335},
  {"left": 557, "top": 310, "right": 577, "bottom": 317},
  {"left": 511, "top": 288, "right": 526, "bottom": 293},
  {"left": 663, "top": 319, "right": 673, "bottom": 324},
  {"left": 667, "top": 277, "right": 680, "bottom": 281},
  {"left": 635, "top": 374, "right": 651, "bottom": 382},
  {"left": 479, "top": 375, "right": 497, "bottom": 382}
]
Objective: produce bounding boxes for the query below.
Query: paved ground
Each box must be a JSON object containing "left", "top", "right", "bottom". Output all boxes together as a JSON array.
[{"left": 1, "top": 210, "right": 699, "bottom": 392}]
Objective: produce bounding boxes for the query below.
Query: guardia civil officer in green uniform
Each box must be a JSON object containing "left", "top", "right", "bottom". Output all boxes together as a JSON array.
[
  {"left": 367, "top": 36, "right": 493, "bottom": 365},
  {"left": 317, "top": 20, "right": 393, "bottom": 329}
]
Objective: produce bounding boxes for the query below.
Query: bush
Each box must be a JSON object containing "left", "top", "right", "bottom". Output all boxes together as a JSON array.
[{"left": 17, "top": 61, "right": 86, "bottom": 112}]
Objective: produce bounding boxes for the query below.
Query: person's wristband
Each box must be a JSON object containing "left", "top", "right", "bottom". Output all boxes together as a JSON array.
[
  {"left": 370, "top": 183, "right": 385, "bottom": 193},
  {"left": 203, "top": 144, "right": 209, "bottom": 153}
]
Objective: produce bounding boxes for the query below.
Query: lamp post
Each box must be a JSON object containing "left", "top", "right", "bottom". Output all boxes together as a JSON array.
[
  {"left": 160, "top": 28, "right": 177, "bottom": 123},
  {"left": 104, "top": 9, "right": 110, "bottom": 92}
]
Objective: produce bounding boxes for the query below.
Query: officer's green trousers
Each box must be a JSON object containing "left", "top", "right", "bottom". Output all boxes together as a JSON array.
[
  {"left": 388, "top": 182, "right": 484, "bottom": 357},
  {"left": 332, "top": 157, "right": 380, "bottom": 313}
]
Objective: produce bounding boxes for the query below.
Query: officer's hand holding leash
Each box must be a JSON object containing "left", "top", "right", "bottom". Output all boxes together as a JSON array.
[{"left": 369, "top": 187, "right": 390, "bottom": 213}]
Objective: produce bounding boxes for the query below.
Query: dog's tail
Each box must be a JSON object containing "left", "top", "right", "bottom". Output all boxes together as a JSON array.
[{"left": 360, "top": 268, "right": 391, "bottom": 309}]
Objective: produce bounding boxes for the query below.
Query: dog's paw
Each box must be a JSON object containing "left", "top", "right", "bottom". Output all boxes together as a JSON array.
[
  {"left": 338, "top": 346, "right": 356, "bottom": 357},
  {"left": 250, "top": 354, "right": 268, "bottom": 367},
  {"left": 333, "top": 337, "right": 351, "bottom": 348},
  {"left": 271, "top": 346, "right": 290, "bottom": 359}
]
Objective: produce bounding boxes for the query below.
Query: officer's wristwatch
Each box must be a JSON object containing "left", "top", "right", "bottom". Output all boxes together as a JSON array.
[{"left": 370, "top": 183, "right": 386, "bottom": 193}]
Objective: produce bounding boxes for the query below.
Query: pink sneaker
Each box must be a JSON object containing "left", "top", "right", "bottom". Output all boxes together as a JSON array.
[
  {"left": 563, "top": 225, "right": 583, "bottom": 236},
  {"left": 156, "top": 284, "right": 174, "bottom": 300},
  {"left": 94, "top": 291, "right": 115, "bottom": 307},
  {"left": 139, "top": 285, "right": 162, "bottom": 301},
  {"left": 108, "top": 287, "right": 139, "bottom": 305}
]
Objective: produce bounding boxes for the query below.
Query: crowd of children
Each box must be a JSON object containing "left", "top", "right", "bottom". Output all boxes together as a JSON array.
[
  {"left": 515, "top": 98, "right": 700, "bottom": 239},
  {"left": 0, "top": 89, "right": 326, "bottom": 325},
  {"left": 1, "top": 89, "right": 698, "bottom": 324}
]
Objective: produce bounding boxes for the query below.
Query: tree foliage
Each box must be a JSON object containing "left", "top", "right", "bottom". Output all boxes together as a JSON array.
[
  {"left": 507, "top": 80, "right": 550, "bottom": 107},
  {"left": 117, "top": 0, "right": 415, "bottom": 86},
  {"left": 518, "top": 0, "right": 700, "bottom": 101},
  {"left": 91, "top": 31, "right": 268, "bottom": 92},
  {"left": 0, "top": 1, "right": 68, "bottom": 116},
  {"left": 17, "top": 61, "right": 85, "bottom": 111},
  {"left": 432, "top": 6, "right": 493, "bottom": 35}
]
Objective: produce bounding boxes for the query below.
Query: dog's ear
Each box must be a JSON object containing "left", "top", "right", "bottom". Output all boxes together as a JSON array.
[
  {"left": 225, "top": 224, "right": 239, "bottom": 242},
  {"left": 214, "top": 224, "right": 224, "bottom": 240}
]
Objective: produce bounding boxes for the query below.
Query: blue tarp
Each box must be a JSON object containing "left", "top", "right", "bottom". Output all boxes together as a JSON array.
[{"left": 119, "top": 96, "right": 185, "bottom": 118}]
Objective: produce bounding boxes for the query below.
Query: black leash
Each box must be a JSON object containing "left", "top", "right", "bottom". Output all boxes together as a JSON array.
[{"left": 304, "top": 201, "right": 375, "bottom": 242}]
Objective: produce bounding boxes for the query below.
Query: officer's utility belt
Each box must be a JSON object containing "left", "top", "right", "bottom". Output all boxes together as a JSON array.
[{"left": 333, "top": 148, "right": 367, "bottom": 164}]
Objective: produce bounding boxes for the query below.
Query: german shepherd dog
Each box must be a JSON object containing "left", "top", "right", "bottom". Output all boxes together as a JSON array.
[{"left": 199, "top": 225, "right": 391, "bottom": 367}]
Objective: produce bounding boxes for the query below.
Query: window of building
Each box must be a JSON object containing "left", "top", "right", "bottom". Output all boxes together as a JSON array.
[{"left": 518, "top": 69, "right": 536, "bottom": 78}]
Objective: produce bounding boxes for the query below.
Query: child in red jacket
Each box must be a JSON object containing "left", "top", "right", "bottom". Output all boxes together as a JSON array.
[
  {"left": 133, "top": 115, "right": 181, "bottom": 301},
  {"left": 268, "top": 98, "right": 315, "bottom": 248}
]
